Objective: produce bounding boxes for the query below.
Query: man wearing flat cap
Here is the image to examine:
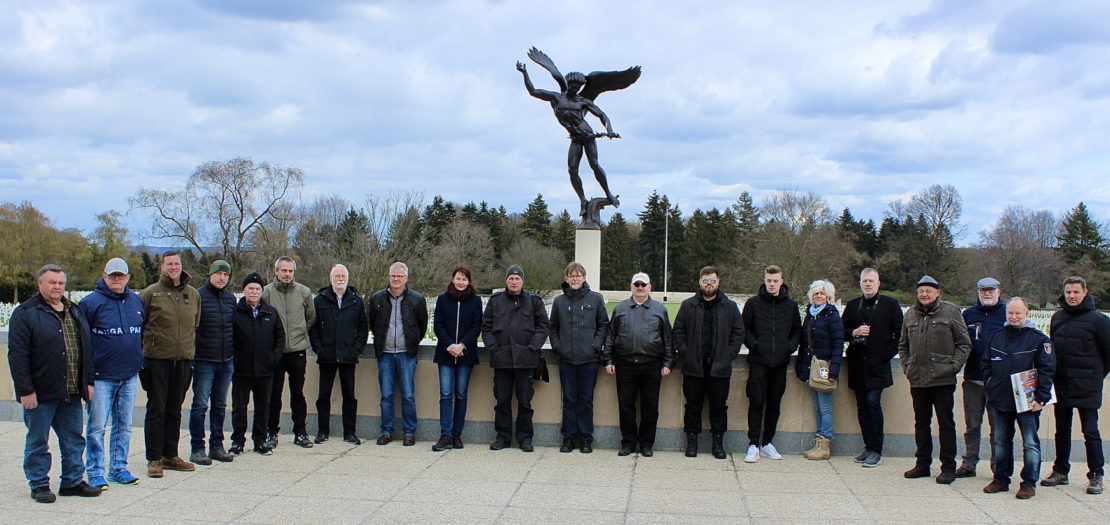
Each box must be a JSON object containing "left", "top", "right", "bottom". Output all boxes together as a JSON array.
[
  {"left": 899, "top": 275, "right": 972, "bottom": 484},
  {"left": 955, "top": 277, "right": 1006, "bottom": 479},
  {"left": 482, "top": 264, "right": 550, "bottom": 452}
]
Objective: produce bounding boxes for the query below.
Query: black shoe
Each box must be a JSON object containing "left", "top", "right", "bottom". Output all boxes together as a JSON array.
[
  {"left": 31, "top": 486, "right": 56, "bottom": 503},
  {"left": 209, "top": 448, "right": 234, "bottom": 462},
  {"left": 253, "top": 444, "right": 273, "bottom": 456},
  {"left": 685, "top": 432, "right": 698, "bottom": 458},
  {"left": 519, "top": 439, "right": 534, "bottom": 452},
  {"left": 294, "top": 433, "right": 313, "bottom": 448},
  {"left": 954, "top": 466, "right": 976, "bottom": 478},
  {"left": 343, "top": 434, "right": 361, "bottom": 445},
  {"left": 59, "top": 481, "right": 101, "bottom": 497},
  {"left": 711, "top": 433, "right": 726, "bottom": 460},
  {"left": 490, "top": 440, "right": 509, "bottom": 451},
  {"left": 452, "top": 435, "right": 464, "bottom": 449},
  {"left": 936, "top": 470, "right": 956, "bottom": 484},
  {"left": 853, "top": 450, "right": 869, "bottom": 463},
  {"left": 228, "top": 442, "right": 245, "bottom": 455},
  {"left": 618, "top": 447, "right": 633, "bottom": 456},
  {"left": 580, "top": 441, "right": 593, "bottom": 454},
  {"left": 432, "top": 436, "right": 453, "bottom": 451},
  {"left": 559, "top": 438, "right": 575, "bottom": 453},
  {"left": 640, "top": 446, "right": 654, "bottom": 457},
  {"left": 189, "top": 451, "right": 212, "bottom": 466},
  {"left": 904, "top": 465, "right": 930, "bottom": 479},
  {"left": 264, "top": 433, "right": 278, "bottom": 449},
  {"left": 314, "top": 432, "right": 329, "bottom": 444}
]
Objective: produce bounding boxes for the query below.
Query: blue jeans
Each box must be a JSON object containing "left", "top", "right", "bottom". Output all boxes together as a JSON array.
[
  {"left": 990, "top": 407, "right": 1041, "bottom": 487},
  {"left": 811, "top": 389, "right": 834, "bottom": 439},
  {"left": 438, "top": 363, "right": 473, "bottom": 437},
  {"left": 378, "top": 352, "right": 418, "bottom": 436},
  {"left": 189, "top": 360, "right": 234, "bottom": 453},
  {"left": 24, "top": 394, "right": 85, "bottom": 489},
  {"left": 559, "top": 362, "right": 599, "bottom": 441},
  {"left": 86, "top": 376, "right": 138, "bottom": 478}
]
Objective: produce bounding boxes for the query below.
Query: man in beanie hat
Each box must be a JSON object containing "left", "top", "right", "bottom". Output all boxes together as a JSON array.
[
  {"left": 482, "top": 264, "right": 550, "bottom": 452},
  {"left": 899, "top": 275, "right": 972, "bottom": 484},
  {"left": 229, "top": 273, "right": 285, "bottom": 456},
  {"left": 188, "top": 259, "right": 237, "bottom": 466}
]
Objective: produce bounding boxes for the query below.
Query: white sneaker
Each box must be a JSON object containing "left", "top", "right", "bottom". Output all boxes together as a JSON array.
[
  {"left": 760, "top": 443, "right": 783, "bottom": 460},
  {"left": 744, "top": 444, "right": 759, "bottom": 463}
]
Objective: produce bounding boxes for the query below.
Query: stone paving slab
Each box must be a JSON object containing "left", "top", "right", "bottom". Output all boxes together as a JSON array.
[{"left": 3, "top": 420, "right": 1110, "bottom": 524}]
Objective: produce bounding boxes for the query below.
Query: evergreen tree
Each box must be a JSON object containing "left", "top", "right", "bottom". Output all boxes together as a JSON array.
[
  {"left": 520, "top": 194, "right": 553, "bottom": 245},
  {"left": 420, "top": 196, "right": 456, "bottom": 245},
  {"left": 552, "top": 210, "right": 576, "bottom": 263},
  {"left": 601, "top": 213, "right": 637, "bottom": 290},
  {"left": 837, "top": 207, "right": 879, "bottom": 261},
  {"left": 1056, "top": 202, "right": 1106, "bottom": 265},
  {"left": 335, "top": 208, "right": 372, "bottom": 261},
  {"left": 638, "top": 191, "right": 684, "bottom": 291}
]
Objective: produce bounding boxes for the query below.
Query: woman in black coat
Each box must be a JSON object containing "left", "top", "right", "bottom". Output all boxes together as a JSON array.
[{"left": 430, "top": 266, "right": 483, "bottom": 451}]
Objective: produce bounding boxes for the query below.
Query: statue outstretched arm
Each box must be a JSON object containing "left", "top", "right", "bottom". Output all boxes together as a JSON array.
[{"left": 517, "top": 62, "right": 557, "bottom": 102}]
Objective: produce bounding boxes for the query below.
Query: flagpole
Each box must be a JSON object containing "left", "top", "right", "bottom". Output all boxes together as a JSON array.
[{"left": 663, "top": 208, "right": 669, "bottom": 302}]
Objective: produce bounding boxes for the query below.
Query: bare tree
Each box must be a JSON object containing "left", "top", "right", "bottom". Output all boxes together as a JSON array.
[
  {"left": 760, "top": 190, "right": 831, "bottom": 233},
  {"left": 897, "top": 183, "right": 965, "bottom": 239},
  {"left": 753, "top": 190, "right": 856, "bottom": 295},
  {"left": 977, "top": 205, "right": 1063, "bottom": 306},
  {"left": 129, "top": 157, "right": 304, "bottom": 268}
]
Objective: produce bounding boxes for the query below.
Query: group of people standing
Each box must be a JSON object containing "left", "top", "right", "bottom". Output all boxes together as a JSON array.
[{"left": 7, "top": 255, "right": 1109, "bottom": 504}]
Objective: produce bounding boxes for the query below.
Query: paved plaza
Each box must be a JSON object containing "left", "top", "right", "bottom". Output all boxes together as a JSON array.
[{"left": 1, "top": 421, "right": 1108, "bottom": 524}]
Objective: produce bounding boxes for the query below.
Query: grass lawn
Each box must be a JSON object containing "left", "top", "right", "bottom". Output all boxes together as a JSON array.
[{"left": 605, "top": 300, "right": 681, "bottom": 318}]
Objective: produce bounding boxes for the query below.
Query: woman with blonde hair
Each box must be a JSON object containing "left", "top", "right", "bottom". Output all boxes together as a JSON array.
[{"left": 796, "top": 279, "right": 843, "bottom": 460}]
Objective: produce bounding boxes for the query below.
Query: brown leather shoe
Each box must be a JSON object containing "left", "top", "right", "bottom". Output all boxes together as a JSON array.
[
  {"left": 983, "top": 480, "right": 1009, "bottom": 493},
  {"left": 1016, "top": 485, "right": 1035, "bottom": 499},
  {"left": 904, "top": 465, "right": 930, "bottom": 479},
  {"left": 147, "top": 459, "right": 163, "bottom": 478},
  {"left": 403, "top": 435, "right": 416, "bottom": 446},
  {"left": 160, "top": 456, "right": 196, "bottom": 472},
  {"left": 936, "top": 470, "right": 956, "bottom": 484},
  {"left": 376, "top": 434, "right": 393, "bottom": 446}
]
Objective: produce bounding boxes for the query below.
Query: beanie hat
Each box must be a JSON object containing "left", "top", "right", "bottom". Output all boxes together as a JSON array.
[
  {"left": 209, "top": 259, "right": 232, "bottom": 275},
  {"left": 242, "top": 272, "right": 266, "bottom": 289}
]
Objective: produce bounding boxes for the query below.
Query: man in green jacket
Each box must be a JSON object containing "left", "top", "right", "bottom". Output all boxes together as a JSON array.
[
  {"left": 899, "top": 275, "right": 972, "bottom": 485},
  {"left": 261, "top": 256, "right": 317, "bottom": 449},
  {"left": 139, "top": 251, "right": 201, "bottom": 478}
]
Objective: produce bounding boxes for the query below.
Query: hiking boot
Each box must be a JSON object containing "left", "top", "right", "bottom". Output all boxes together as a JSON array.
[
  {"left": 59, "top": 481, "right": 101, "bottom": 497},
  {"left": 579, "top": 440, "right": 592, "bottom": 454},
  {"left": 432, "top": 436, "right": 453, "bottom": 451},
  {"left": 903, "top": 465, "right": 930, "bottom": 479},
  {"left": 519, "top": 439, "right": 534, "bottom": 452},
  {"left": 452, "top": 435, "right": 464, "bottom": 449},
  {"left": 1041, "top": 471, "right": 1069, "bottom": 486},
  {"left": 954, "top": 465, "right": 976, "bottom": 478},
  {"left": 161, "top": 456, "right": 196, "bottom": 472},
  {"left": 294, "top": 433, "right": 314, "bottom": 448},
  {"left": 1016, "top": 485, "right": 1036, "bottom": 499},
  {"left": 804, "top": 436, "right": 831, "bottom": 461},
  {"left": 31, "top": 486, "right": 56, "bottom": 503},
  {"left": 983, "top": 480, "right": 1009, "bottom": 493},
  {"left": 376, "top": 434, "right": 393, "bottom": 446},
  {"left": 107, "top": 469, "right": 140, "bottom": 485},
  {"left": 209, "top": 448, "right": 234, "bottom": 463},
  {"left": 560, "top": 437, "right": 576, "bottom": 453},
  {"left": 685, "top": 432, "right": 698, "bottom": 458},
  {"left": 861, "top": 451, "right": 882, "bottom": 468},
  {"left": 1088, "top": 474, "right": 1104, "bottom": 495},
  {"left": 936, "top": 470, "right": 956, "bottom": 484},
  {"left": 711, "top": 433, "right": 726, "bottom": 460},
  {"left": 147, "top": 459, "right": 164, "bottom": 478},
  {"left": 403, "top": 435, "right": 416, "bottom": 446},
  {"left": 189, "top": 451, "right": 212, "bottom": 466}
]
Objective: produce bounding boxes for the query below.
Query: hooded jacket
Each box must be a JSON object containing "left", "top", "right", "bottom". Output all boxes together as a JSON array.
[
  {"left": 741, "top": 283, "right": 802, "bottom": 368},
  {"left": 433, "top": 289, "right": 483, "bottom": 367},
  {"left": 673, "top": 293, "right": 744, "bottom": 378},
  {"left": 261, "top": 279, "right": 316, "bottom": 353},
  {"left": 78, "top": 277, "right": 145, "bottom": 381},
  {"left": 194, "top": 279, "right": 236, "bottom": 362},
  {"left": 232, "top": 297, "right": 285, "bottom": 377},
  {"left": 8, "top": 294, "right": 96, "bottom": 402},
  {"left": 842, "top": 293, "right": 903, "bottom": 391},
  {"left": 982, "top": 324, "right": 1055, "bottom": 412},
  {"left": 1049, "top": 292, "right": 1110, "bottom": 408},
  {"left": 898, "top": 299, "right": 972, "bottom": 388},
  {"left": 549, "top": 281, "right": 609, "bottom": 366},
  {"left": 961, "top": 299, "right": 1006, "bottom": 381},
  {"left": 140, "top": 271, "right": 201, "bottom": 360},
  {"left": 482, "top": 290, "right": 550, "bottom": 369},
  {"left": 797, "top": 304, "right": 844, "bottom": 381},
  {"left": 309, "top": 285, "right": 370, "bottom": 364}
]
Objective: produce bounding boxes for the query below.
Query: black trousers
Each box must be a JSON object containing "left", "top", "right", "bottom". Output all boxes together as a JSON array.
[
  {"left": 854, "top": 387, "right": 886, "bottom": 454},
  {"left": 267, "top": 351, "right": 308, "bottom": 435},
  {"left": 493, "top": 368, "right": 535, "bottom": 444},
  {"left": 910, "top": 384, "right": 958, "bottom": 472},
  {"left": 232, "top": 375, "right": 273, "bottom": 447},
  {"left": 683, "top": 372, "right": 730, "bottom": 435},
  {"left": 615, "top": 359, "right": 663, "bottom": 449},
  {"left": 1053, "top": 405, "right": 1105, "bottom": 478},
  {"left": 746, "top": 363, "right": 787, "bottom": 447},
  {"left": 317, "top": 363, "right": 357, "bottom": 436},
  {"left": 140, "top": 357, "right": 193, "bottom": 461}
]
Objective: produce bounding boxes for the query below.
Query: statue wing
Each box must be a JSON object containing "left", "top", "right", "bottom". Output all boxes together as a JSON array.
[
  {"left": 580, "top": 66, "right": 641, "bottom": 101},
  {"left": 527, "top": 47, "right": 568, "bottom": 93}
]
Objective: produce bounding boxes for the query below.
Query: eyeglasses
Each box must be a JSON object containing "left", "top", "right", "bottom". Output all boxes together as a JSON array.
[
  {"left": 632, "top": 282, "right": 648, "bottom": 288},
  {"left": 389, "top": 274, "right": 406, "bottom": 279},
  {"left": 105, "top": 274, "right": 129, "bottom": 279},
  {"left": 700, "top": 277, "right": 718, "bottom": 284},
  {"left": 566, "top": 274, "right": 585, "bottom": 279}
]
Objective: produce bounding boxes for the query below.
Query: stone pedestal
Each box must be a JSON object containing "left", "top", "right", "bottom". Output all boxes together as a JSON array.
[{"left": 575, "top": 228, "right": 601, "bottom": 284}]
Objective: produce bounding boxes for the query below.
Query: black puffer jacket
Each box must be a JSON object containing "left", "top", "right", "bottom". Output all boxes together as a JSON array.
[
  {"left": 741, "top": 284, "right": 802, "bottom": 368},
  {"left": 673, "top": 294, "right": 744, "bottom": 378},
  {"left": 549, "top": 281, "right": 609, "bottom": 365},
  {"left": 232, "top": 298, "right": 285, "bottom": 377},
  {"left": 8, "top": 295, "right": 95, "bottom": 402},
  {"left": 842, "top": 294, "right": 903, "bottom": 390},
  {"left": 1050, "top": 292, "right": 1110, "bottom": 408},
  {"left": 310, "top": 286, "right": 370, "bottom": 364},
  {"left": 482, "top": 290, "right": 550, "bottom": 369},
  {"left": 194, "top": 280, "right": 236, "bottom": 362}
]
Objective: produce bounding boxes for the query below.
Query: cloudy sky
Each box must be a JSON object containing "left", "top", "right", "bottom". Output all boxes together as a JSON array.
[{"left": 2, "top": 0, "right": 1108, "bottom": 245}]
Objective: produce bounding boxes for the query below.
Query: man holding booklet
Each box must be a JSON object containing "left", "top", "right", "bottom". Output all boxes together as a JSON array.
[{"left": 980, "top": 297, "right": 1055, "bottom": 500}]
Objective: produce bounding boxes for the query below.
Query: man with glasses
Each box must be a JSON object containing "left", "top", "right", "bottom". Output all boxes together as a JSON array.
[
  {"left": 674, "top": 266, "right": 745, "bottom": 459},
  {"left": 369, "top": 262, "right": 428, "bottom": 447},
  {"left": 603, "top": 272, "right": 676, "bottom": 457},
  {"left": 549, "top": 262, "right": 609, "bottom": 453},
  {"left": 956, "top": 277, "right": 1006, "bottom": 479}
]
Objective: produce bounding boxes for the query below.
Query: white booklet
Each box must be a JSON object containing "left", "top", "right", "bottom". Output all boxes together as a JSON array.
[{"left": 1011, "top": 369, "right": 1057, "bottom": 413}]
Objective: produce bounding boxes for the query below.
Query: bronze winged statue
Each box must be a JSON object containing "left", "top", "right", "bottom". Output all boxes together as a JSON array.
[{"left": 517, "top": 47, "right": 640, "bottom": 223}]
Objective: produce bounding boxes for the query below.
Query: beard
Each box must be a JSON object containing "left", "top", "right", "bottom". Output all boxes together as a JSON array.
[{"left": 699, "top": 286, "right": 716, "bottom": 298}]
